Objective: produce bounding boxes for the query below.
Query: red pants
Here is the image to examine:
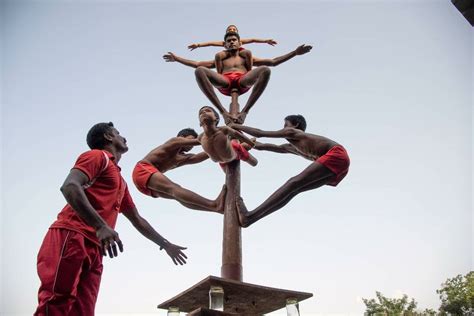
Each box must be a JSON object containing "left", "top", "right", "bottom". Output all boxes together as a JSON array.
[
  {"left": 316, "top": 145, "right": 350, "bottom": 186},
  {"left": 217, "top": 72, "right": 251, "bottom": 96},
  {"left": 219, "top": 140, "right": 250, "bottom": 170},
  {"left": 35, "top": 228, "right": 103, "bottom": 316},
  {"left": 132, "top": 161, "right": 160, "bottom": 198}
]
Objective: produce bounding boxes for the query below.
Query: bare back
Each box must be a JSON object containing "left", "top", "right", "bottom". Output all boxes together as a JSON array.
[
  {"left": 199, "top": 128, "right": 236, "bottom": 163},
  {"left": 142, "top": 138, "right": 191, "bottom": 173},
  {"left": 287, "top": 132, "right": 339, "bottom": 161}
]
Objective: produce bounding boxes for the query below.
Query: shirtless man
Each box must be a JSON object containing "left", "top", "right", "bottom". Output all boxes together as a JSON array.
[
  {"left": 132, "top": 128, "right": 226, "bottom": 213},
  {"left": 197, "top": 106, "right": 258, "bottom": 168},
  {"left": 163, "top": 32, "right": 312, "bottom": 124},
  {"left": 230, "top": 115, "right": 350, "bottom": 227}
]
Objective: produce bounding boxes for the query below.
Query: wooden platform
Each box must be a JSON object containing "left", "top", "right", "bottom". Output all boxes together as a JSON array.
[{"left": 157, "top": 275, "right": 313, "bottom": 315}]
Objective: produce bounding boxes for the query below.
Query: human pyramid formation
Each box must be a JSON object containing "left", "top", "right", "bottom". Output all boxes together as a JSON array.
[
  {"left": 140, "top": 24, "right": 351, "bottom": 226},
  {"left": 34, "top": 25, "right": 350, "bottom": 314}
]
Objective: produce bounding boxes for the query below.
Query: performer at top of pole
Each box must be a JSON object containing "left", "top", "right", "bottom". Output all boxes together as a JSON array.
[
  {"left": 197, "top": 106, "right": 258, "bottom": 169},
  {"left": 187, "top": 24, "right": 277, "bottom": 51},
  {"left": 132, "top": 128, "right": 227, "bottom": 214},
  {"left": 163, "top": 32, "right": 312, "bottom": 124},
  {"left": 229, "top": 115, "right": 350, "bottom": 227}
]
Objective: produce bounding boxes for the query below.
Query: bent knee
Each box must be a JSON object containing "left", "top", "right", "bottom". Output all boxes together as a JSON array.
[
  {"left": 195, "top": 66, "right": 208, "bottom": 76},
  {"left": 286, "top": 175, "right": 306, "bottom": 188},
  {"left": 259, "top": 66, "right": 271, "bottom": 77}
]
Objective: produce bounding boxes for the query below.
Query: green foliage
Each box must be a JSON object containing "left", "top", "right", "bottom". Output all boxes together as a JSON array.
[
  {"left": 362, "top": 291, "right": 433, "bottom": 316},
  {"left": 437, "top": 271, "right": 474, "bottom": 315}
]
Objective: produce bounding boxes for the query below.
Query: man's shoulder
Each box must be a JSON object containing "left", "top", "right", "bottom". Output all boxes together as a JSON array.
[{"left": 75, "top": 149, "right": 109, "bottom": 162}]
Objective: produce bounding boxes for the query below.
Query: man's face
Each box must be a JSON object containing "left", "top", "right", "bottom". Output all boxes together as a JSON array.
[
  {"left": 224, "top": 35, "right": 241, "bottom": 51},
  {"left": 180, "top": 135, "right": 196, "bottom": 152},
  {"left": 199, "top": 107, "right": 217, "bottom": 126},
  {"left": 108, "top": 127, "right": 128, "bottom": 153},
  {"left": 226, "top": 25, "right": 238, "bottom": 33}
]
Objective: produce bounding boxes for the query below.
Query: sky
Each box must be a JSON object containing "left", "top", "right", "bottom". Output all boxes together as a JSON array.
[{"left": 1, "top": 0, "right": 473, "bottom": 315}]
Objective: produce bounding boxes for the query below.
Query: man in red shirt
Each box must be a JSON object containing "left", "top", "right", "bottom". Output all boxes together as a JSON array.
[{"left": 34, "top": 122, "right": 187, "bottom": 315}]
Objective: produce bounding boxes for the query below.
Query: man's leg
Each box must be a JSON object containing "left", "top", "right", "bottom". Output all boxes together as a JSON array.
[
  {"left": 194, "top": 66, "right": 234, "bottom": 122},
  {"left": 237, "top": 66, "right": 271, "bottom": 123},
  {"left": 148, "top": 172, "right": 226, "bottom": 213},
  {"left": 69, "top": 241, "right": 103, "bottom": 316},
  {"left": 237, "top": 162, "right": 334, "bottom": 227},
  {"left": 35, "top": 229, "right": 87, "bottom": 316}
]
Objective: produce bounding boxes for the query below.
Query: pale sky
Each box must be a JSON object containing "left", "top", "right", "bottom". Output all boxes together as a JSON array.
[{"left": 1, "top": 0, "right": 473, "bottom": 315}]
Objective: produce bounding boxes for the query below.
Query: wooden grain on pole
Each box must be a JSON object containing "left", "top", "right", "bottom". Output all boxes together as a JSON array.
[{"left": 221, "top": 89, "right": 242, "bottom": 281}]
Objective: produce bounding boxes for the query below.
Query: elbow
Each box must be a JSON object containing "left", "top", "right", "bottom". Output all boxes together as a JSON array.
[{"left": 60, "top": 181, "right": 81, "bottom": 198}]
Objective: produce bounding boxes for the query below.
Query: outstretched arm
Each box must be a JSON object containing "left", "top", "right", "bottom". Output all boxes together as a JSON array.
[
  {"left": 230, "top": 124, "right": 304, "bottom": 140},
  {"left": 163, "top": 137, "right": 201, "bottom": 151},
  {"left": 253, "top": 44, "right": 312, "bottom": 67},
  {"left": 222, "top": 126, "right": 255, "bottom": 147},
  {"left": 188, "top": 41, "right": 225, "bottom": 50},
  {"left": 254, "top": 142, "right": 294, "bottom": 154},
  {"left": 122, "top": 206, "right": 188, "bottom": 265},
  {"left": 176, "top": 152, "right": 209, "bottom": 167},
  {"left": 241, "top": 38, "right": 277, "bottom": 46},
  {"left": 163, "top": 52, "right": 215, "bottom": 69}
]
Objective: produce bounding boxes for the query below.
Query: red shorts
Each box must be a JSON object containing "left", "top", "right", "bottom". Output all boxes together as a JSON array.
[
  {"left": 316, "top": 145, "right": 350, "bottom": 186},
  {"left": 35, "top": 228, "right": 103, "bottom": 315},
  {"left": 217, "top": 72, "right": 250, "bottom": 96},
  {"left": 219, "top": 140, "right": 250, "bottom": 169},
  {"left": 132, "top": 161, "right": 160, "bottom": 198}
]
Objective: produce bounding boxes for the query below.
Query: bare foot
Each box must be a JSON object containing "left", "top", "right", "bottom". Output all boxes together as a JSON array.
[
  {"left": 235, "top": 197, "right": 250, "bottom": 227},
  {"left": 235, "top": 111, "right": 247, "bottom": 124},
  {"left": 214, "top": 185, "right": 227, "bottom": 214},
  {"left": 223, "top": 112, "right": 238, "bottom": 125}
]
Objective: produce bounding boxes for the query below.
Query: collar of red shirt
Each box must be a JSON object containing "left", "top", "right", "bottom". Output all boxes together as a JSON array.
[{"left": 103, "top": 150, "right": 123, "bottom": 171}]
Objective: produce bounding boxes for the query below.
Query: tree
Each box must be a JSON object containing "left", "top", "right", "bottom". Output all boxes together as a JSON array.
[
  {"left": 362, "top": 291, "right": 435, "bottom": 316},
  {"left": 437, "top": 271, "right": 474, "bottom": 315}
]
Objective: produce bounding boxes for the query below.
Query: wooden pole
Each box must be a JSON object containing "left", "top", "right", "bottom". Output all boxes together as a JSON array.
[{"left": 221, "top": 89, "right": 242, "bottom": 281}]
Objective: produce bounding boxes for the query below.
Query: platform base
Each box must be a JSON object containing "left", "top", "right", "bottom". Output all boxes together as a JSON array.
[{"left": 157, "top": 275, "right": 313, "bottom": 315}]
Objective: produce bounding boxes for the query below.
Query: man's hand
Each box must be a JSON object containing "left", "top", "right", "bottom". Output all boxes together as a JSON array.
[
  {"left": 266, "top": 39, "right": 278, "bottom": 46},
  {"left": 162, "top": 241, "right": 188, "bottom": 265},
  {"left": 96, "top": 225, "right": 124, "bottom": 258},
  {"left": 163, "top": 52, "right": 177, "bottom": 62},
  {"left": 295, "top": 44, "right": 312, "bottom": 55},
  {"left": 188, "top": 44, "right": 199, "bottom": 51}
]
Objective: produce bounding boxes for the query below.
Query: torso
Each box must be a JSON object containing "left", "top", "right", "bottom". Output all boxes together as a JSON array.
[
  {"left": 199, "top": 128, "right": 235, "bottom": 163},
  {"left": 222, "top": 53, "right": 248, "bottom": 74},
  {"left": 288, "top": 133, "right": 339, "bottom": 160},
  {"left": 142, "top": 141, "right": 185, "bottom": 173}
]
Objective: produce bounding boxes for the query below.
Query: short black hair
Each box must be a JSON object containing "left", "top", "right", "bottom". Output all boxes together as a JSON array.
[
  {"left": 86, "top": 122, "right": 115, "bottom": 149},
  {"left": 199, "top": 106, "right": 220, "bottom": 126},
  {"left": 285, "top": 115, "right": 307, "bottom": 131},
  {"left": 224, "top": 31, "right": 240, "bottom": 42},
  {"left": 226, "top": 24, "right": 238, "bottom": 32},
  {"left": 177, "top": 128, "right": 198, "bottom": 138}
]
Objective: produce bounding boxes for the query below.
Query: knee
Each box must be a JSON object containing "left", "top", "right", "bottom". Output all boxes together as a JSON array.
[
  {"left": 260, "top": 66, "right": 271, "bottom": 78},
  {"left": 286, "top": 175, "right": 304, "bottom": 189},
  {"left": 195, "top": 66, "right": 207, "bottom": 77}
]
